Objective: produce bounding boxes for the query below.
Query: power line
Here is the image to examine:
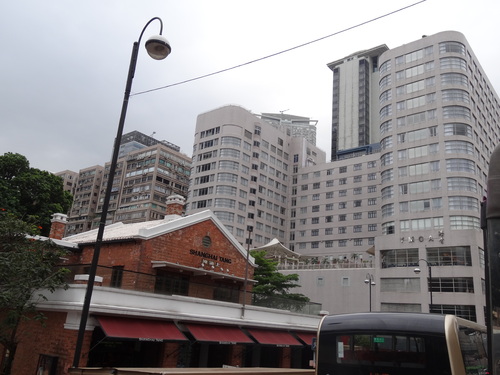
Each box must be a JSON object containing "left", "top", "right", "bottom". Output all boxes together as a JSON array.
[{"left": 132, "top": 0, "right": 426, "bottom": 97}]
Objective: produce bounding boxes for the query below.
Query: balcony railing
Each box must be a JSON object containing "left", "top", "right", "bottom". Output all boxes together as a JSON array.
[
  {"left": 277, "top": 260, "right": 373, "bottom": 270},
  {"left": 60, "top": 264, "right": 322, "bottom": 316}
]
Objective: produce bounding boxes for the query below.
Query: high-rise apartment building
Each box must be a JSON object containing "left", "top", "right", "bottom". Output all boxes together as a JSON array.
[
  {"left": 64, "top": 131, "right": 191, "bottom": 235},
  {"left": 54, "top": 169, "right": 79, "bottom": 196},
  {"left": 328, "top": 45, "right": 388, "bottom": 160},
  {"left": 187, "top": 105, "right": 325, "bottom": 246},
  {"left": 187, "top": 31, "right": 499, "bottom": 324},
  {"left": 374, "top": 31, "right": 497, "bottom": 322},
  {"left": 67, "top": 165, "right": 104, "bottom": 234}
]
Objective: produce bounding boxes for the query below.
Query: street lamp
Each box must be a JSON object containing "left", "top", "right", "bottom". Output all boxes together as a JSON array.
[
  {"left": 414, "top": 258, "right": 433, "bottom": 311},
  {"left": 72, "top": 17, "right": 171, "bottom": 368},
  {"left": 364, "top": 273, "right": 375, "bottom": 312}
]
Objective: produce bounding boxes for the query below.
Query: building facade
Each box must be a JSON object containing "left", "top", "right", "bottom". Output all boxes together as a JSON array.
[
  {"left": 64, "top": 131, "right": 192, "bottom": 236},
  {"left": 66, "top": 165, "right": 104, "bottom": 234},
  {"left": 327, "top": 45, "right": 389, "bottom": 160},
  {"left": 187, "top": 105, "right": 326, "bottom": 247},
  {"left": 6, "top": 208, "right": 319, "bottom": 374},
  {"left": 54, "top": 169, "right": 79, "bottom": 196},
  {"left": 374, "top": 30, "right": 497, "bottom": 322},
  {"left": 187, "top": 31, "right": 499, "bottom": 324}
]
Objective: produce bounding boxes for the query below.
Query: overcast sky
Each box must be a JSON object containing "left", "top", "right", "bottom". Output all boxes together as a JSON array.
[{"left": 1, "top": 0, "right": 499, "bottom": 173}]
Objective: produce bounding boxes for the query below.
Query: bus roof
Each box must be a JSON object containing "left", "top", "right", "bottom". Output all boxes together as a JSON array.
[{"left": 319, "top": 312, "right": 447, "bottom": 336}]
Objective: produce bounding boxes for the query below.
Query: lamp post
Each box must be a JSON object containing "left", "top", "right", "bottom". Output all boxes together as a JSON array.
[
  {"left": 364, "top": 273, "right": 375, "bottom": 312},
  {"left": 414, "top": 258, "right": 433, "bottom": 311},
  {"left": 72, "top": 17, "right": 171, "bottom": 368}
]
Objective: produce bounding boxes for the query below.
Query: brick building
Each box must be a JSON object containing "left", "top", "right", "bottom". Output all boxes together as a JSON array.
[{"left": 5, "top": 197, "right": 319, "bottom": 374}]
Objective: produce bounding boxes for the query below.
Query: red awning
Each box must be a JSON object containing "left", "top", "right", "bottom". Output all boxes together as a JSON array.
[
  {"left": 247, "top": 329, "right": 303, "bottom": 346},
  {"left": 186, "top": 324, "right": 254, "bottom": 344},
  {"left": 97, "top": 316, "right": 186, "bottom": 341},
  {"left": 295, "top": 331, "right": 317, "bottom": 346}
]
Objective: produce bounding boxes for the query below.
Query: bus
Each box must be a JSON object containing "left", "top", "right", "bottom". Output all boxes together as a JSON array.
[{"left": 315, "top": 312, "right": 487, "bottom": 375}]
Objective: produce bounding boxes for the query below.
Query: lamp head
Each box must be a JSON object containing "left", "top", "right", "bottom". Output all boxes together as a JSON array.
[
  {"left": 364, "top": 279, "right": 369, "bottom": 284},
  {"left": 145, "top": 35, "right": 171, "bottom": 60},
  {"left": 414, "top": 267, "right": 421, "bottom": 274}
]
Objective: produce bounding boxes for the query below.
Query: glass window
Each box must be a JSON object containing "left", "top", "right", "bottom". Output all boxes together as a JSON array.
[
  {"left": 439, "top": 41, "right": 466, "bottom": 55},
  {"left": 440, "top": 57, "right": 467, "bottom": 70}
]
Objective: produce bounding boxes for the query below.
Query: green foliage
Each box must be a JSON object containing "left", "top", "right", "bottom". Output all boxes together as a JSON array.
[
  {"left": 250, "top": 250, "right": 310, "bottom": 311},
  {"left": 0, "top": 211, "right": 70, "bottom": 374},
  {"left": 0, "top": 152, "right": 73, "bottom": 236}
]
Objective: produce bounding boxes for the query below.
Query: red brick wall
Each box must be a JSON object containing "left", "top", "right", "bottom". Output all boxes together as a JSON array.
[
  {"left": 49, "top": 220, "right": 66, "bottom": 240},
  {"left": 10, "top": 311, "right": 92, "bottom": 374},
  {"left": 145, "top": 220, "right": 254, "bottom": 280},
  {"left": 75, "top": 218, "right": 254, "bottom": 288}
]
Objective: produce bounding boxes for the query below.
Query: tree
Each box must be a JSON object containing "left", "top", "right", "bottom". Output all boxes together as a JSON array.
[
  {"left": 0, "top": 153, "right": 73, "bottom": 236},
  {"left": 250, "top": 250, "right": 310, "bottom": 311},
  {"left": 0, "top": 211, "right": 70, "bottom": 375}
]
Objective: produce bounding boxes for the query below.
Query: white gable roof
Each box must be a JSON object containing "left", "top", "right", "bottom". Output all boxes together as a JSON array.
[{"left": 63, "top": 210, "right": 255, "bottom": 265}]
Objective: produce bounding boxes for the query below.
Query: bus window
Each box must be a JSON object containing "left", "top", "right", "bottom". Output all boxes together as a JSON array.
[{"left": 457, "top": 326, "right": 488, "bottom": 375}]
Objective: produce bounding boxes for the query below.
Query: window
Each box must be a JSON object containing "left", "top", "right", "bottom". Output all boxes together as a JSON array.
[
  {"left": 432, "top": 277, "right": 473, "bottom": 293},
  {"left": 215, "top": 198, "right": 236, "bottom": 208},
  {"left": 427, "top": 246, "right": 472, "bottom": 266},
  {"left": 382, "top": 203, "right": 394, "bottom": 218},
  {"left": 450, "top": 216, "right": 480, "bottom": 230},
  {"left": 440, "top": 57, "right": 467, "bottom": 70},
  {"left": 446, "top": 158, "right": 475, "bottom": 173},
  {"left": 221, "top": 136, "right": 241, "bottom": 146},
  {"left": 381, "top": 186, "right": 394, "bottom": 200},
  {"left": 445, "top": 140, "right": 473, "bottom": 155},
  {"left": 439, "top": 41, "right": 466, "bottom": 55},
  {"left": 381, "top": 249, "right": 419, "bottom": 268},
  {"left": 443, "top": 105, "right": 471, "bottom": 119},
  {"left": 448, "top": 196, "right": 479, "bottom": 211},
  {"left": 447, "top": 177, "right": 477, "bottom": 192},
  {"left": 110, "top": 266, "right": 124, "bottom": 288},
  {"left": 441, "top": 72, "right": 468, "bottom": 86},
  {"left": 444, "top": 123, "right": 472, "bottom": 137}
]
